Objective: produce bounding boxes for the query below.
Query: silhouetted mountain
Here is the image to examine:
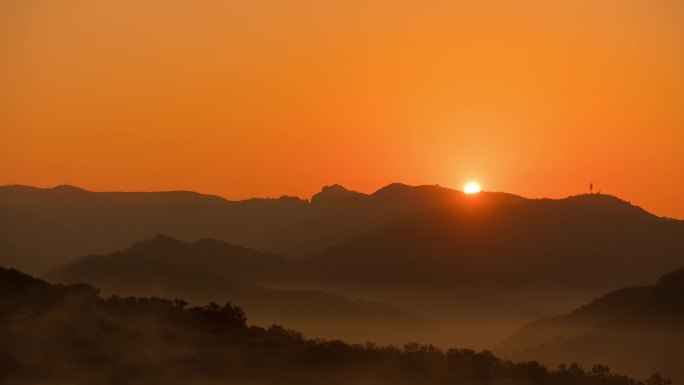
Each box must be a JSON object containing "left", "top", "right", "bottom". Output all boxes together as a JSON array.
[
  {"left": 496, "top": 268, "right": 684, "bottom": 382},
  {"left": 44, "top": 235, "right": 411, "bottom": 342},
  {"left": 310, "top": 184, "right": 368, "bottom": 205},
  {"left": 46, "top": 234, "right": 288, "bottom": 285},
  {"left": 0, "top": 183, "right": 522, "bottom": 274},
  {"left": 0, "top": 266, "right": 659, "bottom": 385},
  {"left": 294, "top": 194, "right": 684, "bottom": 290},
  {"left": 37, "top": 192, "right": 684, "bottom": 348}
]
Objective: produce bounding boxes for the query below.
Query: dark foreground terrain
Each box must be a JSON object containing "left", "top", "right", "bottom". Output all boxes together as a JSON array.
[{"left": 0, "top": 267, "right": 669, "bottom": 385}]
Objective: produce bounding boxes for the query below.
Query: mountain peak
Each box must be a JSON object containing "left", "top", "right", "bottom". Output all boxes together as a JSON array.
[
  {"left": 558, "top": 193, "right": 657, "bottom": 219},
  {"left": 372, "top": 182, "right": 413, "bottom": 195},
  {"left": 52, "top": 184, "right": 87, "bottom": 192},
  {"left": 311, "top": 184, "right": 367, "bottom": 204},
  {"left": 371, "top": 183, "right": 458, "bottom": 200},
  {"left": 129, "top": 234, "right": 190, "bottom": 254},
  {"left": 321, "top": 184, "right": 352, "bottom": 194}
]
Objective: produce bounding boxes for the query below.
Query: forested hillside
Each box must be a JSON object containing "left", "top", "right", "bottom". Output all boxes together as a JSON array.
[{"left": 0, "top": 267, "right": 667, "bottom": 385}]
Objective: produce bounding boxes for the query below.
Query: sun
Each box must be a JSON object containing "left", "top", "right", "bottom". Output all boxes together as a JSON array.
[{"left": 464, "top": 181, "right": 481, "bottom": 194}]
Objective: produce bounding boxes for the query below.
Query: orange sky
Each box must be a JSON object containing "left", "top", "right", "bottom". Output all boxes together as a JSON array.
[{"left": 1, "top": 0, "right": 683, "bottom": 218}]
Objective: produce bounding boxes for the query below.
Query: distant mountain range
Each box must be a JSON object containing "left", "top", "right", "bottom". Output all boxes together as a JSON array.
[
  {"left": 497, "top": 268, "right": 684, "bottom": 382},
  {"left": 0, "top": 183, "right": 522, "bottom": 274},
  {"left": 37, "top": 188, "right": 684, "bottom": 291},
  {"left": 3, "top": 184, "right": 682, "bottom": 290},
  {"left": 4, "top": 183, "right": 684, "bottom": 348}
]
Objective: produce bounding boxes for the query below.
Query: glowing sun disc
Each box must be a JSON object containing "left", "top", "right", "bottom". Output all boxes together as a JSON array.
[{"left": 464, "top": 181, "right": 481, "bottom": 194}]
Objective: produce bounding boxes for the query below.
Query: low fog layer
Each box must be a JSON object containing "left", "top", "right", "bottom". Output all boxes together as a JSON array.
[
  {"left": 497, "top": 268, "right": 684, "bottom": 382},
  {"left": 0, "top": 267, "right": 667, "bottom": 385}
]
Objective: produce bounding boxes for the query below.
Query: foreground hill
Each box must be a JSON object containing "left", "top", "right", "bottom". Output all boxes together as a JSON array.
[
  {"left": 496, "top": 268, "right": 684, "bottom": 382},
  {"left": 44, "top": 235, "right": 409, "bottom": 343},
  {"left": 0, "top": 183, "right": 522, "bottom": 274},
  {"left": 0, "top": 267, "right": 662, "bottom": 385}
]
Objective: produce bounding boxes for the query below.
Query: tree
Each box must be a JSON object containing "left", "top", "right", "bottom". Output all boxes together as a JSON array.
[
  {"left": 645, "top": 373, "right": 672, "bottom": 385},
  {"left": 591, "top": 364, "right": 610, "bottom": 377}
]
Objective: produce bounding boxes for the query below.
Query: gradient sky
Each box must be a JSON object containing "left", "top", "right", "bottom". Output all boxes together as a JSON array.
[{"left": 2, "top": 0, "right": 683, "bottom": 218}]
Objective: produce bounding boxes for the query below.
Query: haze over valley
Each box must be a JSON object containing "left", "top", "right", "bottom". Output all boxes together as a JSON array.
[
  {"left": 2, "top": 183, "right": 684, "bottom": 382},
  {"left": 3, "top": 1, "right": 683, "bottom": 383}
]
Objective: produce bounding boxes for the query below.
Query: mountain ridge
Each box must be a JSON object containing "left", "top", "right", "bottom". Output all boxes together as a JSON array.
[
  {"left": 292, "top": 192, "right": 684, "bottom": 289},
  {"left": 0, "top": 182, "right": 527, "bottom": 274}
]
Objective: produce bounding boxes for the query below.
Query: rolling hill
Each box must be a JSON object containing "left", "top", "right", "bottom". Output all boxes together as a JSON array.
[
  {"left": 496, "top": 268, "right": 684, "bottom": 382},
  {"left": 43, "top": 235, "right": 411, "bottom": 343}
]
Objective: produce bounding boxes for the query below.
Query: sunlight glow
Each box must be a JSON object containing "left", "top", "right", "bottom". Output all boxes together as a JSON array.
[{"left": 464, "top": 181, "right": 481, "bottom": 194}]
